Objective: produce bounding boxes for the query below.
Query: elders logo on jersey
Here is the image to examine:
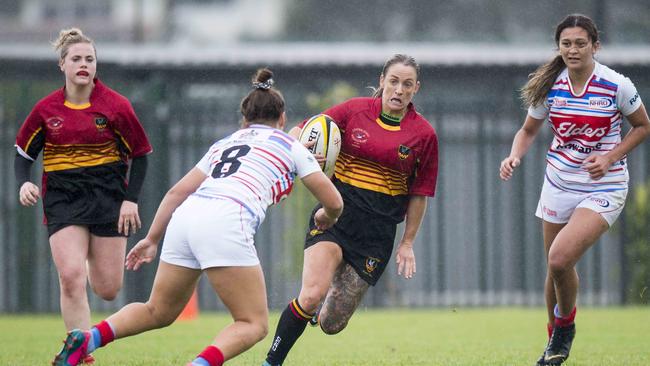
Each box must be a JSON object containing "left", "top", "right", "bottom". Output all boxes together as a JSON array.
[{"left": 555, "top": 121, "right": 609, "bottom": 140}]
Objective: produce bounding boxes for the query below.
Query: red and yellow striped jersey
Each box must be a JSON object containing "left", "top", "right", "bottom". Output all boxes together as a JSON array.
[
  {"left": 303, "top": 97, "right": 438, "bottom": 222},
  {"left": 14, "top": 79, "right": 153, "bottom": 225},
  {"left": 15, "top": 78, "right": 152, "bottom": 171}
]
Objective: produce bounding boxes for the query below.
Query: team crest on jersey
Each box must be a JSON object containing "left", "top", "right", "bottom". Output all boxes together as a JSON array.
[
  {"left": 46, "top": 116, "right": 64, "bottom": 131},
  {"left": 309, "top": 229, "right": 323, "bottom": 237},
  {"left": 351, "top": 128, "right": 369, "bottom": 144},
  {"left": 365, "top": 257, "right": 381, "bottom": 274},
  {"left": 398, "top": 145, "right": 411, "bottom": 160},
  {"left": 94, "top": 116, "right": 107, "bottom": 130}
]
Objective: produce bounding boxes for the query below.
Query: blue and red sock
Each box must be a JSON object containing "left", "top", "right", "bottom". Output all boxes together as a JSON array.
[
  {"left": 553, "top": 305, "right": 576, "bottom": 328},
  {"left": 86, "top": 320, "right": 116, "bottom": 353},
  {"left": 191, "top": 345, "right": 224, "bottom": 366}
]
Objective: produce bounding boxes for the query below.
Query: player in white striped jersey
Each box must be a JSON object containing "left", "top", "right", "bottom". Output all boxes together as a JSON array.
[
  {"left": 499, "top": 14, "right": 650, "bottom": 366},
  {"left": 52, "top": 68, "right": 343, "bottom": 366}
]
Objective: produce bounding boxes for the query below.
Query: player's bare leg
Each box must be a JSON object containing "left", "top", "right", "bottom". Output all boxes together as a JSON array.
[
  {"left": 189, "top": 265, "right": 268, "bottom": 365},
  {"left": 50, "top": 225, "right": 91, "bottom": 331},
  {"left": 538, "top": 209, "right": 608, "bottom": 365},
  {"left": 87, "top": 235, "right": 127, "bottom": 301}
]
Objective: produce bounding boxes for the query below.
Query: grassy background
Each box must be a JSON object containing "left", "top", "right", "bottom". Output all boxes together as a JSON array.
[{"left": 1, "top": 307, "right": 648, "bottom": 365}]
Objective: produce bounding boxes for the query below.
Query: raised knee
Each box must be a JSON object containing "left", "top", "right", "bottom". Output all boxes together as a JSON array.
[
  {"left": 547, "top": 253, "right": 571, "bottom": 277},
  {"left": 91, "top": 283, "right": 122, "bottom": 301}
]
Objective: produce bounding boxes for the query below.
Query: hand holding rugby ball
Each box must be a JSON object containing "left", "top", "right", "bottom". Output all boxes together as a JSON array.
[{"left": 298, "top": 114, "right": 341, "bottom": 178}]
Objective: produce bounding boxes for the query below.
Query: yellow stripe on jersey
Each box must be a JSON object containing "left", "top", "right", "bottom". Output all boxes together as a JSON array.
[
  {"left": 43, "top": 141, "right": 122, "bottom": 172},
  {"left": 375, "top": 117, "right": 401, "bottom": 131},
  {"left": 334, "top": 152, "right": 409, "bottom": 195},
  {"left": 63, "top": 100, "right": 91, "bottom": 110},
  {"left": 23, "top": 126, "right": 43, "bottom": 152},
  {"left": 113, "top": 129, "right": 133, "bottom": 153}
]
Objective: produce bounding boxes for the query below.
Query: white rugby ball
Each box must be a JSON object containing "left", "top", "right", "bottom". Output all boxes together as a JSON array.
[{"left": 298, "top": 114, "right": 341, "bottom": 178}]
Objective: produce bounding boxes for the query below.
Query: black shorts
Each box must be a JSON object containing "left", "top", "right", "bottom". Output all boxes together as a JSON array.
[
  {"left": 305, "top": 203, "right": 397, "bottom": 286},
  {"left": 47, "top": 222, "right": 124, "bottom": 238}
]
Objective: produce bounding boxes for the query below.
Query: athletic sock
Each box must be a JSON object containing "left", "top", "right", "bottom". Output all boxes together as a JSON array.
[
  {"left": 86, "top": 320, "right": 116, "bottom": 353},
  {"left": 553, "top": 305, "right": 577, "bottom": 328},
  {"left": 265, "top": 298, "right": 313, "bottom": 365},
  {"left": 193, "top": 345, "right": 224, "bottom": 366},
  {"left": 547, "top": 322, "right": 553, "bottom": 339}
]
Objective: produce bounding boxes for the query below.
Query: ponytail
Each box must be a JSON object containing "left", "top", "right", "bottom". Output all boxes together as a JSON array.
[{"left": 521, "top": 55, "right": 565, "bottom": 108}]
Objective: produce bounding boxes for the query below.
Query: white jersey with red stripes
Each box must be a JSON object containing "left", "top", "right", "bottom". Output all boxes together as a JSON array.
[
  {"left": 528, "top": 62, "right": 642, "bottom": 193},
  {"left": 194, "top": 124, "right": 321, "bottom": 223}
]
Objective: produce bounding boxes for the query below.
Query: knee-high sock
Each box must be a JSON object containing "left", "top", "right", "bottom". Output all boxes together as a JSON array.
[{"left": 265, "top": 299, "right": 313, "bottom": 365}]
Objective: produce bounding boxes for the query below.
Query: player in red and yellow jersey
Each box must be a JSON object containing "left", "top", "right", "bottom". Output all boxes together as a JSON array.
[
  {"left": 14, "top": 28, "right": 152, "bottom": 361},
  {"left": 264, "top": 54, "right": 438, "bottom": 366}
]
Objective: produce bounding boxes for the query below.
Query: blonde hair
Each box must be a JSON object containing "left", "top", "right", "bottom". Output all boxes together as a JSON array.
[
  {"left": 521, "top": 14, "right": 600, "bottom": 107},
  {"left": 51, "top": 28, "right": 95, "bottom": 60}
]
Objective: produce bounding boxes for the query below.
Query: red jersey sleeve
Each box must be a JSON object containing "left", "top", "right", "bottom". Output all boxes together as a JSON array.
[
  {"left": 409, "top": 128, "right": 438, "bottom": 197},
  {"left": 15, "top": 101, "right": 46, "bottom": 160},
  {"left": 111, "top": 98, "right": 153, "bottom": 158}
]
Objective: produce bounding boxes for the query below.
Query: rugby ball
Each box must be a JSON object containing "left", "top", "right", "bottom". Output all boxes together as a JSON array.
[{"left": 298, "top": 114, "right": 341, "bottom": 178}]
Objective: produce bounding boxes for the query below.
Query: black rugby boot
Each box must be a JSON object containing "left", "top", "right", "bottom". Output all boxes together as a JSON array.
[{"left": 541, "top": 323, "right": 576, "bottom": 365}]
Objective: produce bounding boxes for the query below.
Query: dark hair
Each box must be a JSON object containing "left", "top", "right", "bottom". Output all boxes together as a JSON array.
[
  {"left": 52, "top": 27, "right": 95, "bottom": 61},
  {"left": 240, "top": 68, "right": 285, "bottom": 125},
  {"left": 521, "top": 14, "right": 600, "bottom": 107},
  {"left": 372, "top": 54, "right": 420, "bottom": 98}
]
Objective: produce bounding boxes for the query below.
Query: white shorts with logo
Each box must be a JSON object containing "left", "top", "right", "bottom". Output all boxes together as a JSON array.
[
  {"left": 160, "top": 195, "right": 260, "bottom": 269},
  {"left": 535, "top": 179, "right": 627, "bottom": 227}
]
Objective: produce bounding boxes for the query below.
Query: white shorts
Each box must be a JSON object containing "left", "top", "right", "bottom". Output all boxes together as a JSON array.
[
  {"left": 160, "top": 195, "right": 260, "bottom": 269},
  {"left": 535, "top": 180, "right": 627, "bottom": 227}
]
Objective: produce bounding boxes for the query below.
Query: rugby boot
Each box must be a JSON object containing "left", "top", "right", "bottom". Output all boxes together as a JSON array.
[
  {"left": 542, "top": 323, "right": 576, "bottom": 365},
  {"left": 52, "top": 329, "right": 90, "bottom": 366}
]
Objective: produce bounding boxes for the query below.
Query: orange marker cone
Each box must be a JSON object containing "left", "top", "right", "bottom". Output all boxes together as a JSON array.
[{"left": 178, "top": 290, "right": 199, "bottom": 321}]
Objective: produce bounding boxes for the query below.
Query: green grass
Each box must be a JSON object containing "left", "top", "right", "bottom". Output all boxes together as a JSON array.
[{"left": 1, "top": 307, "right": 648, "bottom": 365}]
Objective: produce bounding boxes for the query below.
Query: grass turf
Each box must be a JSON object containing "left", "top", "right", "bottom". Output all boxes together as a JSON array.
[{"left": 1, "top": 307, "right": 648, "bottom": 365}]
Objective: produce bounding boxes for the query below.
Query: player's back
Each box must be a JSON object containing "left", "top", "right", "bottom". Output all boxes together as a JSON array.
[{"left": 193, "top": 124, "right": 310, "bottom": 220}]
